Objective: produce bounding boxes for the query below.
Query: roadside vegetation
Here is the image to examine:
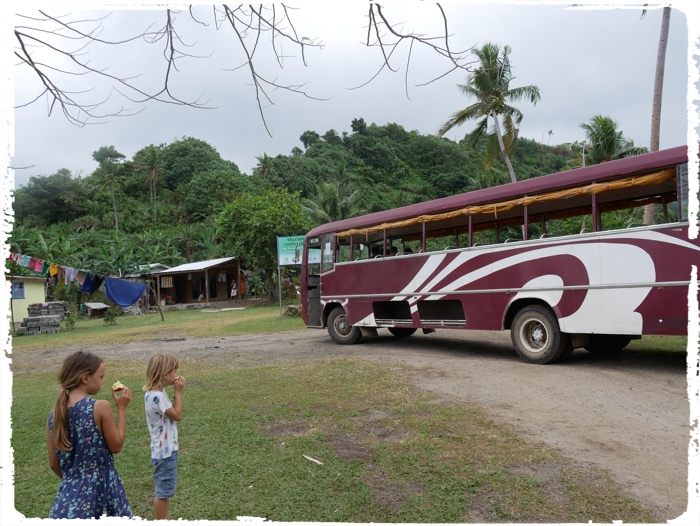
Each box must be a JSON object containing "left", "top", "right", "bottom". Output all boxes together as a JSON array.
[{"left": 10, "top": 306, "right": 684, "bottom": 522}]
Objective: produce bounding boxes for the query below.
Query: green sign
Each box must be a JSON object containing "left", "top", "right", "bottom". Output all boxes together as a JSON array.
[{"left": 277, "top": 236, "right": 304, "bottom": 266}]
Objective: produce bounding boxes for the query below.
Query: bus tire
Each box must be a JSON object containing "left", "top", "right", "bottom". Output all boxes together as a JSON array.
[
  {"left": 511, "top": 305, "right": 572, "bottom": 364},
  {"left": 388, "top": 327, "right": 417, "bottom": 338},
  {"left": 327, "top": 307, "right": 362, "bottom": 345},
  {"left": 584, "top": 335, "right": 632, "bottom": 354}
]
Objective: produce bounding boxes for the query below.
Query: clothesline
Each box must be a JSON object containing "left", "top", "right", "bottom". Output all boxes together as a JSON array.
[{"left": 7, "top": 251, "right": 147, "bottom": 308}]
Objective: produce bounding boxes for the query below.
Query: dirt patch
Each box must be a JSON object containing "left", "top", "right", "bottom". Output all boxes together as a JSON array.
[{"left": 10, "top": 327, "right": 692, "bottom": 520}]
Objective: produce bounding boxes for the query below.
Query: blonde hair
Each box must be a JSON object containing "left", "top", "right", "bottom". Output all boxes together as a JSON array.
[
  {"left": 143, "top": 354, "right": 179, "bottom": 391},
  {"left": 52, "top": 351, "right": 103, "bottom": 451}
]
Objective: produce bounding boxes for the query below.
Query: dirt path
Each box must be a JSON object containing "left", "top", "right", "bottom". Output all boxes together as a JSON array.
[{"left": 14, "top": 328, "right": 692, "bottom": 520}]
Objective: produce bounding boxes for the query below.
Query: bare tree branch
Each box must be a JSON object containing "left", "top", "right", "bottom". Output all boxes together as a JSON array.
[{"left": 14, "top": 4, "right": 476, "bottom": 133}]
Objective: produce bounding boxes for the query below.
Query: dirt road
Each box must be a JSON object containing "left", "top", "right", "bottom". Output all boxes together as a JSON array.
[{"left": 20, "top": 327, "right": 693, "bottom": 520}]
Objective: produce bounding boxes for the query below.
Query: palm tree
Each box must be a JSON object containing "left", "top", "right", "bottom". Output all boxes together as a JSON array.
[
  {"left": 134, "top": 145, "right": 164, "bottom": 222},
  {"left": 301, "top": 163, "right": 360, "bottom": 224},
  {"left": 579, "top": 115, "right": 648, "bottom": 165},
  {"left": 438, "top": 42, "right": 541, "bottom": 183},
  {"left": 643, "top": 6, "right": 672, "bottom": 225},
  {"left": 95, "top": 160, "right": 122, "bottom": 232},
  {"left": 253, "top": 153, "right": 276, "bottom": 179}
]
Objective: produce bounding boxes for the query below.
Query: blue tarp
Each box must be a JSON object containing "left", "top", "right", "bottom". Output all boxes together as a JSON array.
[{"left": 104, "top": 277, "right": 146, "bottom": 307}]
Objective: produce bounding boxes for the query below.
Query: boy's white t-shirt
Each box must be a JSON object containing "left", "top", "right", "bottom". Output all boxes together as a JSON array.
[{"left": 145, "top": 389, "right": 179, "bottom": 459}]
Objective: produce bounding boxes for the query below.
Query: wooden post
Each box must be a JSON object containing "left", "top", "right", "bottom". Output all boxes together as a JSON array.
[{"left": 150, "top": 280, "right": 165, "bottom": 321}]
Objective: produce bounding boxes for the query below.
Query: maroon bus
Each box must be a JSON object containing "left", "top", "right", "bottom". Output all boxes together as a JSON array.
[{"left": 301, "top": 145, "right": 699, "bottom": 364}]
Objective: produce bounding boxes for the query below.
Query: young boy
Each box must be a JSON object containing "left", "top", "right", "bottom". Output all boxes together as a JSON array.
[{"left": 144, "top": 354, "right": 186, "bottom": 520}]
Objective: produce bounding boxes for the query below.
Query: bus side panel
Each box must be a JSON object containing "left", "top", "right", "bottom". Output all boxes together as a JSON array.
[{"left": 319, "top": 226, "right": 700, "bottom": 337}]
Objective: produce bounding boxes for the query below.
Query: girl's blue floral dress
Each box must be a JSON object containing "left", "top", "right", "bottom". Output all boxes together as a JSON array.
[{"left": 48, "top": 397, "right": 132, "bottom": 518}]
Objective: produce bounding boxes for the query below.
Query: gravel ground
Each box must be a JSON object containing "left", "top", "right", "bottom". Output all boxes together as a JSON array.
[{"left": 12, "top": 327, "right": 696, "bottom": 521}]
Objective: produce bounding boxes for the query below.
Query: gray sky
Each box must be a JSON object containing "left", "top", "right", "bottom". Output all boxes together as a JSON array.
[{"left": 5, "top": 1, "right": 700, "bottom": 189}]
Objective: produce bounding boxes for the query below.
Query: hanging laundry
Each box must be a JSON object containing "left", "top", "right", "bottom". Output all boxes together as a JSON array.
[
  {"left": 49, "top": 263, "right": 59, "bottom": 277},
  {"left": 104, "top": 277, "right": 146, "bottom": 307},
  {"left": 40, "top": 261, "right": 50, "bottom": 276},
  {"left": 79, "top": 273, "right": 104, "bottom": 294},
  {"left": 20, "top": 255, "right": 30, "bottom": 267},
  {"left": 68, "top": 267, "right": 79, "bottom": 283}
]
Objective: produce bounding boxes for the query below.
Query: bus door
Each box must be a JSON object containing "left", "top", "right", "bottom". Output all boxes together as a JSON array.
[{"left": 305, "top": 235, "right": 323, "bottom": 327}]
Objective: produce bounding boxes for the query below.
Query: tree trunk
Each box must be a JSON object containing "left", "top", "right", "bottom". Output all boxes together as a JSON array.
[
  {"left": 491, "top": 111, "right": 518, "bottom": 183},
  {"left": 643, "top": 6, "right": 671, "bottom": 226},
  {"left": 151, "top": 172, "right": 158, "bottom": 221},
  {"left": 111, "top": 184, "right": 119, "bottom": 232}
]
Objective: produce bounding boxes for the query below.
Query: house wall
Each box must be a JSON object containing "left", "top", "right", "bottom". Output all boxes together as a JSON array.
[{"left": 9, "top": 277, "right": 46, "bottom": 325}]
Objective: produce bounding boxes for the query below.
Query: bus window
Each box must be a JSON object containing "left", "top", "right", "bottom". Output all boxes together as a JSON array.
[
  {"left": 677, "top": 162, "right": 692, "bottom": 222},
  {"left": 321, "top": 234, "right": 334, "bottom": 272}
]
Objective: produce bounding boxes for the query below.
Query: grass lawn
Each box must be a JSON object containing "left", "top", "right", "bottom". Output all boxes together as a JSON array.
[{"left": 10, "top": 306, "right": 683, "bottom": 522}]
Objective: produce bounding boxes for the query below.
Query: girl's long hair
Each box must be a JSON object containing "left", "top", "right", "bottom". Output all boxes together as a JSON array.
[
  {"left": 143, "top": 354, "right": 179, "bottom": 392},
  {"left": 51, "top": 351, "right": 103, "bottom": 451}
]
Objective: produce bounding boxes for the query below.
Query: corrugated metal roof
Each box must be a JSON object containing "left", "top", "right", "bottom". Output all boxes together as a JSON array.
[{"left": 150, "top": 257, "right": 237, "bottom": 275}]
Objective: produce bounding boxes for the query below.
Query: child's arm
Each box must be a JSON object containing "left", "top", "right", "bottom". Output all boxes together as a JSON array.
[
  {"left": 164, "top": 376, "right": 186, "bottom": 421},
  {"left": 46, "top": 426, "right": 62, "bottom": 478},
  {"left": 96, "top": 387, "right": 132, "bottom": 453}
]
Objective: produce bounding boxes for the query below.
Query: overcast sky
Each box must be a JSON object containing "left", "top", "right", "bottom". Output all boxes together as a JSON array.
[{"left": 4, "top": 1, "right": 700, "bottom": 191}]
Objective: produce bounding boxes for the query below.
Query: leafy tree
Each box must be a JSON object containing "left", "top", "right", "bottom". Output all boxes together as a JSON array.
[
  {"left": 438, "top": 42, "right": 541, "bottom": 183},
  {"left": 217, "top": 189, "right": 312, "bottom": 298},
  {"left": 300, "top": 130, "right": 321, "bottom": 150},
  {"left": 92, "top": 145, "right": 126, "bottom": 165},
  {"left": 161, "top": 137, "right": 234, "bottom": 190},
  {"left": 351, "top": 118, "right": 367, "bottom": 134},
  {"left": 180, "top": 168, "right": 249, "bottom": 222},
  {"left": 579, "top": 115, "right": 648, "bottom": 165},
  {"left": 12, "top": 169, "right": 87, "bottom": 227}
]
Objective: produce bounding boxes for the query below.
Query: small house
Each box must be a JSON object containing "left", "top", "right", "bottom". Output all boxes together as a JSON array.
[
  {"left": 147, "top": 257, "right": 243, "bottom": 305},
  {"left": 8, "top": 276, "right": 47, "bottom": 327}
]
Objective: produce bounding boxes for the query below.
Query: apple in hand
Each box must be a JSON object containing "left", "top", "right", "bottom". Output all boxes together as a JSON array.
[{"left": 112, "top": 380, "right": 125, "bottom": 392}]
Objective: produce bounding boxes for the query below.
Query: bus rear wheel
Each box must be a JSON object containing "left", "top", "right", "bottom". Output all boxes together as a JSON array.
[
  {"left": 584, "top": 335, "right": 632, "bottom": 354},
  {"left": 327, "top": 307, "right": 362, "bottom": 345},
  {"left": 388, "top": 327, "right": 417, "bottom": 337},
  {"left": 511, "top": 305, "right": 572, "bottom": 364}
]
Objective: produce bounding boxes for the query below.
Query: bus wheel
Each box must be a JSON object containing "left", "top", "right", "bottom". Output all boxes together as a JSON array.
[
  {"left": 511, "top": 305, "right": 572, "bottom": 364},
  {"left": 327, "top": 307, "right": 362, "bottom": 345},
  {"left": 388, "top": 327, "right": 417, "bottom": 338},
  {"left": 584, "top": 335, "right": 632, "bottom": 354}
]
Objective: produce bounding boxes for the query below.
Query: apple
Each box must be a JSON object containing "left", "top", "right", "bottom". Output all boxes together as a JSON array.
[{"left": 112, "top": 380, "right": 125, "bottom": 391}]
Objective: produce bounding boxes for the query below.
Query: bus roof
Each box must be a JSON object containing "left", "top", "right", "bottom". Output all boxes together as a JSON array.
[{"left": 306, "top": 145, "right": 690, "bottom": 238}]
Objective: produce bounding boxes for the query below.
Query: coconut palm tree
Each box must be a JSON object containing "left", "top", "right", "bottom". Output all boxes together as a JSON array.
[
  {"left": 438, "top": 42, "right": 541, "bottom": 183},
  {"left": 643, "top": 6, "right": 672, "bottom": 225},
  {"left": 579, "top": 115, "right": 647, "bottom": 165},
  {"left": 134, "top": 145, "right": 165, "bottom": 222}
]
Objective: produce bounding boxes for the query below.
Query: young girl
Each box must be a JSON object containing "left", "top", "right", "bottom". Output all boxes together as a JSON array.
[
  {"left": 47, "top": 351, "right": 133, "bottom": 519},
  {"left": 144, "top": 354, "right": 186, "bottom": 520}
]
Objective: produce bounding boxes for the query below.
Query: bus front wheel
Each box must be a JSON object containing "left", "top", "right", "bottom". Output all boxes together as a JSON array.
[
  {"left": 511, "top": 305, "right": 572, "bottom": 364},
  {"left": 388, "top": 327, "right": 417, "bottom": 338},
  {"left": 327, "top": 307, "right": 362, "bottom": 345}
]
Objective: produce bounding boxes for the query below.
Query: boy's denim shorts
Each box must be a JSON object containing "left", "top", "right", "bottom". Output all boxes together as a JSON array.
[{"left": 152, "top": 450, "right": 178, "bottom": 499}]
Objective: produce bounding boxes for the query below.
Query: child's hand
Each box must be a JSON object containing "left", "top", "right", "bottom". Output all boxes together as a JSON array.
[
  {"left": 112, "top": 386, "right": 132, "bottom": 409},
  {"left": 173, "top": 376, "right": 186, "bottom": 391}
]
